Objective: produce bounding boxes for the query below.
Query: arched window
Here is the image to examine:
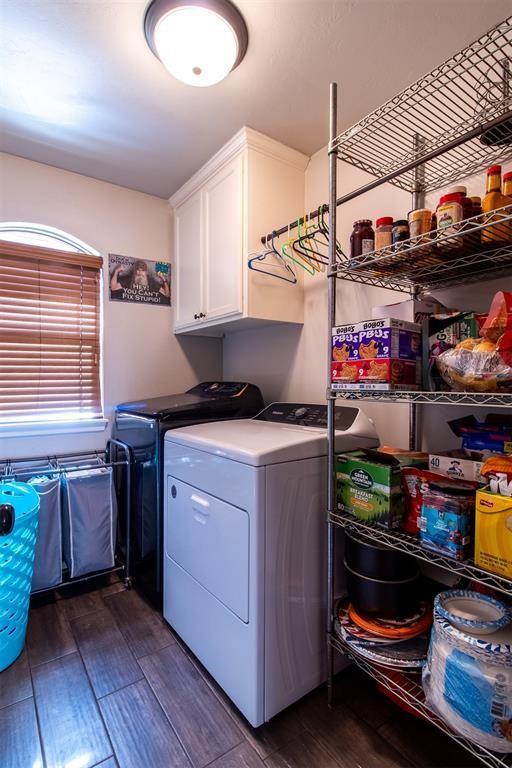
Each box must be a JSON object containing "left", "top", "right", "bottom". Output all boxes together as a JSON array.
[
  {"left": 0, "top": 221, "right": 99, "bottom": 255},
  {"left": 0, "top": 223, "right": 104, "bottom": 434}
]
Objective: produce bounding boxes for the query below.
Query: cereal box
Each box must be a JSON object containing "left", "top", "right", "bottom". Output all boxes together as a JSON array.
[
  {"left": 475, "top": 489, "right": 512, "bottom": 578},
  {"left": 332, "top": 324, "right": 359, "bottom": 364},
  {"left": 356, "top": 318, "right": 422, "bottom": 361}
]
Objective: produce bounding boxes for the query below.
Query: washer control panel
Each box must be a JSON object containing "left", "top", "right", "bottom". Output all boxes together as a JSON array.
[{"left": 254, "top": 403, "right": 359, "bottom": 429}]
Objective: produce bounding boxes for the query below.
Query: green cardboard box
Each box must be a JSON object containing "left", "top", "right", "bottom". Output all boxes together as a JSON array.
[{"left": 336, "top": 449, "right": 404, "bottom": 529}]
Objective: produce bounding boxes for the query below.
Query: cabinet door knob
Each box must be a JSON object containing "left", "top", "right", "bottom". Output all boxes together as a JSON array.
[
  {"left": 199, "top": 312, "right": 206, "bottom": 318},
  {"left": 194, "top": 313, "right": 199, "bottom": 319}
]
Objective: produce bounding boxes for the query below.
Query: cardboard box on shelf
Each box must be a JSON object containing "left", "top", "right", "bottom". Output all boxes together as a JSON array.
[
  {"left": 356, "top": 318, "right": 422, "bottom": 361},
  {"left": 475, "top": 489, "right": 512, "bottom": 579},
  {"left": 336, "top": 449, "right": 405, "bottom": 529},
  {"left": 331, "top": 361, "right": 359, "bottom": 386},
  {"left": 371, "top": 298, "right": 449, "bottom": 323},
  {"left": 429, "top": 452, "right": 485, "bottom": 483},
  {"left": 331, "top": 323, "right": 359, "bottom": 363}
]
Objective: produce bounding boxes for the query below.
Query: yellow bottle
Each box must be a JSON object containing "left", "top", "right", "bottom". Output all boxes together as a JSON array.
[
  {"left": 482, "top": 165, "right": 507, "bottom": 243},
  {"left": 502, "top": 171, "right": 512, "bottom": 243},
  {"left": 503, "top": 171, "right": 512, "bottom": 199}
]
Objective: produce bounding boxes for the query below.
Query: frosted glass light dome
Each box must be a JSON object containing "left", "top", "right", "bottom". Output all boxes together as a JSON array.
[{"left": 145, "top": 0, "right": 248, "bottom": 87}]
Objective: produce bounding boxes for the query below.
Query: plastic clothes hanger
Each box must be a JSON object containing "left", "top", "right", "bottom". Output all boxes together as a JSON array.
[
  {"left": 281, "top": 223, "right": 316, "bottom": 275},
  {"left": 302, "top": 211, "right": 325, "bottom": 272},
  {"left": 318, "top": 204, "right": 346, "bottom": 263},
  {"left": 248, "top": 234, "right": 297, "bottom": 284},
  {"left": 293, "top": 208, "right": 329, "bottom": 267},
  {"left": 294, "top": 214, "right": 321, "bottom": 272}
]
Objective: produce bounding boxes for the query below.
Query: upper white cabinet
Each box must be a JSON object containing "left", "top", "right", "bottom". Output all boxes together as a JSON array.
[
  {"left": 203, "top": 155, "right": 243, "bottom": 323},
  {"left": 170, "top": 127, "right": 308, "bottom": 336},
  {"left": 174, "top": 190, "right": 202, "bottom": 327}
]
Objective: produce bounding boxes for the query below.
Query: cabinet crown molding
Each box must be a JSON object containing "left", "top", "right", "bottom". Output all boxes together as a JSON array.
[{"left": 169, "top": 126, "right": 309, "bottom": 208}]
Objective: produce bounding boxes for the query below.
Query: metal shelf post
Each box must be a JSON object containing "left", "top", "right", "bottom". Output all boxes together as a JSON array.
[{"left": 326, "top": 81, "right": 338, "bottom": 708}]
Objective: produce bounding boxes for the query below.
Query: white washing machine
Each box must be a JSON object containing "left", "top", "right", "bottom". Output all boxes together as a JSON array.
[{"left": 163, "top": 402, "right": 378, "bottom": 727}]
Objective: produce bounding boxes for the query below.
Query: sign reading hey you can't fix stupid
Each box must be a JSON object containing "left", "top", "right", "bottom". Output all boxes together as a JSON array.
[{"left": 108, "top": 254, "right": 171, "bottom": 306}]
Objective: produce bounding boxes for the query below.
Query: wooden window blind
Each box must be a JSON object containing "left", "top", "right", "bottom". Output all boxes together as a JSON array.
[{"left": 0, "top": 240, "right": 103, "bottom": 424}]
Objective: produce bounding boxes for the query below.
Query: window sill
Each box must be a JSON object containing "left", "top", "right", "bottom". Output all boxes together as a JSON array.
[{"left": 0, "top": 419, "right": 109, "bottom": 439}]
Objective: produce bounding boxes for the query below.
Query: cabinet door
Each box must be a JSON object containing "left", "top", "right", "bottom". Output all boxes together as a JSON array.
[
  {"left": 175, "top": 191, "right": 202, "bottom": 328},
  {"left": 202, "top": 155, "right": 243, "bottom": 321}
]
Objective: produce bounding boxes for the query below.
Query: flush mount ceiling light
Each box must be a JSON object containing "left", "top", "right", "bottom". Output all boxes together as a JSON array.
[{"left": 144, "top": 0, "right": 248, "bottom": 87}]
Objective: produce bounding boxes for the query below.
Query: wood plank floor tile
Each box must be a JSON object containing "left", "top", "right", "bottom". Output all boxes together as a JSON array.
[
  {"left": 26, "top": 600, "right": 76, "bottom": 667},
  {"left": 103, "top": 588, "right": 174, "bottom": 658},
  {"left": 296, "top": 687, "right": 411, "bottom": 768},
  {"left": 207, "top": 741, "right": 266, "bottom": 768},
  {"left": 32, "top": 652, "right": 112, "bottom": 768},
  {"left": 99, "top": 679, "right": 191, "bottom": 768},
  {"left": 0, "top": 650, "right": 32, "bottom": 710},
  {"left": 378, "top": 711, "right": 482, "bottom": 768},
  {"left": 264, "top": 732, "right": 342, "bottom": 768},
  {"left": 99, "top": 578, "right": 127, "bottom": 598},
  {"left": 0, "top": 697, "right": 43, "bottom": 768},
  {"left": 182, "top": 649, "right": 304, "bottom": 760},
  {"left": 139, "top": 643, "right": 244, "bottom": 767},
  {"left": 335, "top": 666, "right": 395, "bottom": 728},
  {"left": 60, "top": 588, "right": 105, "bottom": 621},
  {"left": 71, "top": 608, "right": 143, "bottom": 698}
]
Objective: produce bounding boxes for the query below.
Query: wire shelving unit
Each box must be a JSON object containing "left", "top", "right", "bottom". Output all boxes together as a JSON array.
[
  {"left": 330, "top": 632, "right": 512, "bottom": 768},
  {"left": 323, "top": 17, "right": 512, "bottom": 768},
  {"left": 332, "top": 390, "right": 512, "bottom": 407},
  {"left": 330, "top": 511, "right": 512, "bottom": 597}
]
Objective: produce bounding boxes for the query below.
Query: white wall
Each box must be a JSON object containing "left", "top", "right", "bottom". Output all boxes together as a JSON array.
[
  {"left": 224, "top": 147, "right": 507, "bottom": 449},
  {"left": 0, "top": 153, "right": 222, "bottom": 459}
]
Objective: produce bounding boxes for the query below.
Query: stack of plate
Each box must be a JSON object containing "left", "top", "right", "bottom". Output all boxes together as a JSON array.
[{"left": 335, "top": 600, "right": 432, "bottom": 670}]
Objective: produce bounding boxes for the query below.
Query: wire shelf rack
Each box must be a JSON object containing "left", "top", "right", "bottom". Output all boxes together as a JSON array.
[
  {"left": 329, "top": 509, "right": 512, "bottom": 597},
  {"left": 331, "top": 18, "right": 512, "bottom": 194},
  {"left": 330, "top": 389, "right": 512, "bottom": 407},
  {"left": 329, "top": 632, "right": 512, "bottom": 768},
  {"left": 333, "top": 206, "right": 512, "bottom": 292}
]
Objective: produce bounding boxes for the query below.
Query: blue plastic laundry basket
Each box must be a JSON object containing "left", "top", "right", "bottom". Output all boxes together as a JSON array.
[{"left": 0, "top": 482, "right": 40, "bottom": 672}]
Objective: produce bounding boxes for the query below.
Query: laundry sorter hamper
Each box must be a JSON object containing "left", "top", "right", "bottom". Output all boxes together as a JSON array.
[{"left": 0, "top": 482, "right": 39, "bottom": 671}]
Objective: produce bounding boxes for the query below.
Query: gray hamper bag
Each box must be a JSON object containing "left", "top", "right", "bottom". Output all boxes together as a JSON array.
[
  {"left": 61, "top": 466, "right": 117, "bottom": 578},
  {"left": 29, "top": 475, "right": 62, "bottom": 591}
]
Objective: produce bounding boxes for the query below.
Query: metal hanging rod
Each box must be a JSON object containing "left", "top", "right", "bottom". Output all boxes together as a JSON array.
[
  {"left": 0, "top": 447, "right": 130, "bottom": 481},
  {"left": 260, "top": 108, "right": 512, "bottom": 246}
]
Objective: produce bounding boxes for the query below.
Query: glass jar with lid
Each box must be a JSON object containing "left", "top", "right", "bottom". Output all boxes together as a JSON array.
[
  {"left": 350, "top": 220, "right": 375, "bottom": 261},
  {"left": 375, "top": 217, "right": 393, "bottom": 250}
]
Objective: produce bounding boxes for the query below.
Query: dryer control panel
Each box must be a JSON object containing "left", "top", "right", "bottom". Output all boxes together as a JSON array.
[{"left": 254, "top": 403, "right": 358, "bottom": 429}]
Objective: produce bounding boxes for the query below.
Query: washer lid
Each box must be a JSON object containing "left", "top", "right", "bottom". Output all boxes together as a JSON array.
[{"left": 165, "top": 407, "right": 378, "bottom": 466}]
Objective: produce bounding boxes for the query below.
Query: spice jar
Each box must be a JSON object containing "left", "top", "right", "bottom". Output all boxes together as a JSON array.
[
  {"left": 408, "top": 209, "right": 433, "bottom": 240},
  {"left": 448, "top": 186, "right": 472, "bottom": 220},
  {"left": 375, "top": 217, "right": 393, "bottom": 250},
  {"left": 392, "top": 220, "right": 409, "bottom": 251},
  {"left": 436, "top": 193, "right": 463, "bottom": 251},
  {"left": 350, "top": 219, "right": 375, "bottom": 261}
]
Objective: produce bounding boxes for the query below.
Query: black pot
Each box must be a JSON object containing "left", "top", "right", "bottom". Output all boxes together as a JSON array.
[
  {"left": 344, "top": 560, "right": 419, "bottom": 618},
  {"left": 345, "top": 527, "right": 418, "bottom": 581}
]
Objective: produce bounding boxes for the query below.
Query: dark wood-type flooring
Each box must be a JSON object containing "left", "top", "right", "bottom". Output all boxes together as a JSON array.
[{"left": 0, "top": 576, "right": 481, "bottom": 768}]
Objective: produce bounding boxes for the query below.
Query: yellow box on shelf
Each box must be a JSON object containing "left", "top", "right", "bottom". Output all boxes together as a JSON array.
[{"left": 474, "top": 488, "right": 512, "bottom": 580}]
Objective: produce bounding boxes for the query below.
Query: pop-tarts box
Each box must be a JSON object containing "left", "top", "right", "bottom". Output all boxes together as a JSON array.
[
  {"left": 355, "top": 318, "right": 421, "bottom": 361},
  {"left": 331, "top": 323, "right": 359, "bottom": 363}
]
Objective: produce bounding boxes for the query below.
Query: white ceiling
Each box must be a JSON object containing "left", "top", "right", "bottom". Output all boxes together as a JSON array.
[{"left": 1, "top": 1, "right": 510, "bottom": 198}]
